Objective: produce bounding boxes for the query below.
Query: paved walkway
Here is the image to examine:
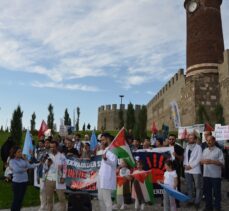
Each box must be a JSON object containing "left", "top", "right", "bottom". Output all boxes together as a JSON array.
[{"left": 1, "top": 179, "right": 229, "bottom": 211}]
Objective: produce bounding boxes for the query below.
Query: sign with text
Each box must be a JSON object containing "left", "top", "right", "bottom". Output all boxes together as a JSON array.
[
  {"left": 215, "top": 124, "right": 229, "bottom": 141},
  {"left": 65, "top": 155, "right": 102, "bottom": 192}
]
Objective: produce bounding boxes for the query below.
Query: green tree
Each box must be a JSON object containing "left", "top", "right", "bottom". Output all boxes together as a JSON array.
[
  {"left": 10, "top": 105, "right": 23, "bottom": 144},
  {"left": 47, "top": 104, "right": 54, "bottom": 131},
  {"left": 30, "top": 112, "right": 36, "bottom": 132},
  {"left": 0, "top": 125, "right": 3, "bottom": 132},
  {"left": 82, "top": 123, "right": 86, "bottom": 131},
  {"left": 64, "top": 108, "right": 71, "bottom": 126},
  {"left": 76, "top": 107, "right": 80, "bottom": 132},
  {"left": 87, "top": 123, "right": 91, "bottom": 130},
  {"left": 139, "top": 105, "right": 147, "bottom": 140},
  {"left": 214, "top": 104, "right": 225, "bottom": 125},
  {"left": 118, "top": 109, "right": 124, "bottom": 129},
  {"left": 126, "top": 102, "right": 135, "bottom": 130}
]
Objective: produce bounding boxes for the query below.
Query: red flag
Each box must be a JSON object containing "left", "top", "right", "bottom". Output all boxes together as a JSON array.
[
  {"left": 204, "top": 123, "right": 214, "bottom": 132},
  {"left": 181, "top": 128, "right": 187, "bottom": 139},
  {"left": 151, "top": 121, "right": 158, "bottom": 134},
  {"left": 38, "top": 120, "right": 48, "bottom": 139}
]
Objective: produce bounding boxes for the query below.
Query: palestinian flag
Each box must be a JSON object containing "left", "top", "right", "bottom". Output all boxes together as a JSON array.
[
  {"left": 132, "top": 170, "right": 154, "bottom": 204},
  {"left": 108, "top": 127, "right": 135, "bottom": 167}
]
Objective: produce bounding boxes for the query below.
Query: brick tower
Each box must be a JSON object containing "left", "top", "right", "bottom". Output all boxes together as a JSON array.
[{"left": 181, "top": 0, "right": 225, "bottom": 125}]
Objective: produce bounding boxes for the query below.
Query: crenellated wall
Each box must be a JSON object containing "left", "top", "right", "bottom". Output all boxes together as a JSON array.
[
  {"left": 97, "top": 104, "right": 143, "bottom": 130},
  {"left": 147, "top": 69, "right": 185, "bottom": 131}
]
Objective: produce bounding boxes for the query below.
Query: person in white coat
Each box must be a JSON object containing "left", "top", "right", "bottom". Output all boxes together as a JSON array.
[
  {"left": 183, "top": 132, "right": 202, "bottom": 209},
  {"left": 98, "top": 133, "right": 118, "bottom": 211},
  {"left": 44, "top": 140, "right": 67, "bottom": 211}
]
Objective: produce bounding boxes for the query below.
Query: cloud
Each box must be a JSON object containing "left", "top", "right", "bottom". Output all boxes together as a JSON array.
[
  {"left": 32, "top": 81, "right": 100, "bottom": 92},
  {"left": 0, "top": 0, "right": 228, "bottom": 90}
]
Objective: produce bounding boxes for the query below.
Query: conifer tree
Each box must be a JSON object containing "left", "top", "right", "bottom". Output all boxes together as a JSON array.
[
  {"left": 30, "top": 112, "right": 36, "bottom": 132},
  {"left": 64, "top": 108, "right": 71, "bottom": 126},
  {"left": 10, "top": 105, "right": 23, "bottom": 144},
  {"left": 82, "top": 123, "right": 86, "bottom": 131},
  {"left": 47, "top": 104, "right": 54, "bottom": 131},
  {"left": 76, "top": 107, "right": 80, "bottom": 132},
  {"left": 126, "top": 102, "right": 135, "bottom": 130},
  {"left": 87, "top": 123, "right": 91, "bottom": 130}
]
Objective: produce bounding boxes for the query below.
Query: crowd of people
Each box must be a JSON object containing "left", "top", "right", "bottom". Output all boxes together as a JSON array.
[{"left": 0, "top": 129, "right": 228, "bottom": 211}]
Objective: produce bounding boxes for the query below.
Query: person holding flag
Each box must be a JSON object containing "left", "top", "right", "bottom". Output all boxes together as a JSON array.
[
  {"left": 9, "top": 146, "right": 39, "bottom": 211},
  {"left": 98, "top": 133, "right": 118, "bottom": 211}
]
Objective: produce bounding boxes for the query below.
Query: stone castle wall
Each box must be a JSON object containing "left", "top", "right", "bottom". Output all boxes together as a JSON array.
[
  {"left": 97, "top": 104, "right": 142, "bottom": 131},
  {"left": 147, "top": 69, "right": 185, "bottom": 131},
  {"left": 219, "top": 50, "right": 229, "bottom": 124},
  {"left": 97, "top": 50, "right": 229, "bottom": 131}
]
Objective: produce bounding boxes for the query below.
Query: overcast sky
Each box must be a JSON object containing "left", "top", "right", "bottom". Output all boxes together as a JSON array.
[{"left": 0, "top": 0, "right": 228, "bottom": 130}]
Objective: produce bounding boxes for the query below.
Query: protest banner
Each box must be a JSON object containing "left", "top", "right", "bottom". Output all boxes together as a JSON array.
[
  {"left": 178, "top": 124, "right": 204, "bottom": 139},
  {"left": 65, "top": 155, "right": 102, "bottom": 193},
  {"left": 170, "top": 100, "right": 181, "bottom": 128},
  {"left": 52, "top": 148, "right": 173, "bottom": 197},
  {"left": 133, "top": 147, "right": 173, "bottom": 196}
]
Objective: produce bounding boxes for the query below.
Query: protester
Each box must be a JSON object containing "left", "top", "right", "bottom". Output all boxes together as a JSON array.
[
  {"left": 98, "top": 133, "right": 118, "bottom": 211},
  {"left": 44, "top": 141, "right": 67, "bottom": 211},
  {"left": 131, "top": 160, "right": 145, "bottom": 211},
  {"left": 63, "top": 138, "right": 79, "bottom": 157},
  {"left": 168, "top": 134, "right": 184, "bottom": 207},
  {"left": 183, "top": 132, "right": 202, "bottom": 208},
  {"left": 113, "top": 159, "right": 131, "bottom": 210},
  {"left": 162, "top": 160, "right": 177, "bottom": 211},
  {"left": 9, "top": 146, "right": 38, "bottom": 211},
  {"left": 35, "top": 139, "right": 50, "bottom": 211},
  {"left": 201, "top": 135, "right": 225, "bottom": 211},
  {"left": 1, "top": 136, "right": 15, "bottom": 171},
  {"left": 74, "top": 133, "right": 83, "bottom": 156},
  {"left": 81, "top": 143, "right": 91, "bottom": 159},
  {"left": 131, "top": 139, "right": 142, "bottom": 152},
  {"left": 155, "top": 136, "right": 164, "bottom": 148},
  {"left": 143, "top": 138, "right": 151, "bottom": 150}
]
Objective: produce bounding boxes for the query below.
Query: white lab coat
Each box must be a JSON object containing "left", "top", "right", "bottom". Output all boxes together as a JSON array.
[{"left": 98, "top": 149, "right": 117, "bottom": 190}]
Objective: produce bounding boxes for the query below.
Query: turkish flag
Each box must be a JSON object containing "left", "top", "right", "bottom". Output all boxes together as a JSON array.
[
  {"left": 151, "top": 122, "right": 158, "bottom": 134},
  {"left": 38, "top": 120, "right": 48, "bottom": 139},
  {"left": 204, "top": 123, "right": 214, "bottom": 132}
]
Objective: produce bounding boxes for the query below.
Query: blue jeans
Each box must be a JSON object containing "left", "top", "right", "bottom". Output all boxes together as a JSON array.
[
  {"left": 203, "top": 177, "right": 221, "bottom": 210},
  {"left": 11, "top": 182, "right": 27, "bottom": 211},
  {"left": 185, "top": 173, "right": 201, "bottom": 205}
]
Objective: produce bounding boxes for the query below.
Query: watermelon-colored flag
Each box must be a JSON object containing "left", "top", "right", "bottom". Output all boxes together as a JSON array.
[
  {"left": 38, "top": 120, "right": 48, "bottom": 139},
  {"left": 108, "top": 127, "right": 135, "bottom": 167},
  {"left": 132, "top": 170, "right": 154, "bottom": 204}
]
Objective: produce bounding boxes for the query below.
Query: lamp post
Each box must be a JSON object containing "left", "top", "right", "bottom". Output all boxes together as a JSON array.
[{"left": 119, "top": 95, "right": 124, "bottom": 105}]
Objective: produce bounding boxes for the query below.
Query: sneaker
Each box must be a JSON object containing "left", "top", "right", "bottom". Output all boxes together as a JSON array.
[
  {"left": 112, "top": 204, "right": 118, "bottom": 210},
  {"left": 140, "top": 203, "right": 145, "bottom": 210},
  {"left": 120, "top": 204, "right": 127, "bottom": 210}
]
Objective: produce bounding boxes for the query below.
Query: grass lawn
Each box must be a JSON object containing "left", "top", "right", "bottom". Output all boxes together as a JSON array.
[{"left": 0, "top": 132, "right": 40, "bottom": 209}]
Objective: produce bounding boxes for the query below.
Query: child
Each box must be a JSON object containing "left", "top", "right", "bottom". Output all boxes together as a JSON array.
[
  {"left": 163, "top": 160, "right": 178, "bottom": 211},
  {"left": 131, "top": 160, "right": 145, "bottom": 211},
  {"left": 113, "top": 159, "right": 131, "bottom": 210}
]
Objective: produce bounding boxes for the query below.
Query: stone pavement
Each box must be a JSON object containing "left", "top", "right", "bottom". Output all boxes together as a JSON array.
[{"left": 1, "top": 179, "right": 228, "bottom": 211}]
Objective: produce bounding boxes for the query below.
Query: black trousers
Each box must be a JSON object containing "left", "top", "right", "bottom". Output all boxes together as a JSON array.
[
  {"left": 203, "top": 177, "right": 221, "bottom": 210},
  {"left": 11, "top": 182, "right": 27, "bottom": 211}
]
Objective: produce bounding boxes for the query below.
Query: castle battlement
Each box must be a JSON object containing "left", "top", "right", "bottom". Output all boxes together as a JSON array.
[
  {"left": 148, "top": 69, "right": 185, "bottom": 106},
  {"left": 98, "top": 104, "right": 143, "bottom": 112}
]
